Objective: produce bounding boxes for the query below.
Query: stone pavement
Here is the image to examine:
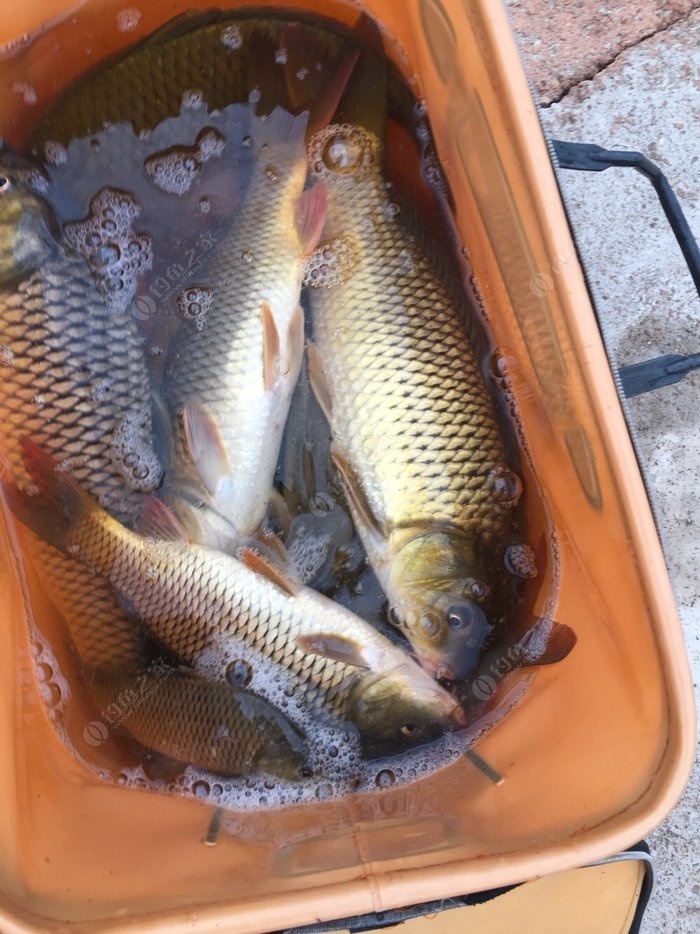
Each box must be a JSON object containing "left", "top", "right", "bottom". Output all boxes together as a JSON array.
[{"left": 505, "top": 2, "right": 700, "bottom": 930}]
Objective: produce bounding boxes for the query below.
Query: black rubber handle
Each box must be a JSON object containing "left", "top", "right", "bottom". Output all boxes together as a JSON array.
[{"left": 551, "top": 140, "right": 700, "bottom": 397}]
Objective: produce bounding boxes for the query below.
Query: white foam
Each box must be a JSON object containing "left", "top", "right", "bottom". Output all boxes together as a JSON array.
[
  {"left": 63, "top": 188, "right": 153, "bottom": 315},
  {"left": 220, "top": 24, "right": 243, "bottom": 50},
  {"left": 109, "top": 409, "right": 162, "bottom": 492},
  {"left": 145, "top": 149, "right": 201, "bottom": 196}
]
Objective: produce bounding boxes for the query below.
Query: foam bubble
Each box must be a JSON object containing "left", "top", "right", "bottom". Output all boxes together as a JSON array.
[
  {"left": 63, "top": 188, "right": 152, "bottom": 315},
  {"left": 44, "top": 141, "right": 67, "bottom": 165},
  {"left": 176, "top": 285, "right": 212, "bottom": 330},
  {"left": 109, "top": 409, "right": 162, "bottom": 492},
  {"left": 220, "top": 24, "right": 243, "bottom": 50},
  {"left": 145, "top": 149, "right": 201, "bottom": 196},
  {"left": 181, "top": 90, "right": 205, "bottom": 111},
  {"left": 287, "top": 523, "right": 331, "bottom": 584}
]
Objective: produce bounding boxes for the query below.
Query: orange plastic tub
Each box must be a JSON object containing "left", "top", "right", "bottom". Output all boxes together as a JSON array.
[{"left": 0, "top": 1, "right": 694, "bottom": 931}]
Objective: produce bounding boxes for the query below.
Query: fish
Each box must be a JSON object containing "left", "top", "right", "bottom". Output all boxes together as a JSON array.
[
  {"left": 0, "top": 162, "right": 309, "bottom": 779},
  {"left": 6, "top": 440, "right": 463, "bottom": 757},
  {"left": 22, "top": 13, "right": 416, "bottom": 153},
  {"left": 162, "top": 105, "right": 328, "bottom": 544},
  {"left": 303, "top": 122, "right": 524, "bottom": 682},
  {"left": 89, "top": 665, "right": 309, "bottom": 780}
]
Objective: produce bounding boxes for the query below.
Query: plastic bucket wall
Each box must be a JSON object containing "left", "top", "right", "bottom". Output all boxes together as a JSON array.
[{"left": 0, "top": 1, "right": 694, "bottom": 931}]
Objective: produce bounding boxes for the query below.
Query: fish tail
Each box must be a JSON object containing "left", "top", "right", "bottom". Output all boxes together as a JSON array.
[{"left": 3, "top": 438, "right": 101, "bottom": 553}]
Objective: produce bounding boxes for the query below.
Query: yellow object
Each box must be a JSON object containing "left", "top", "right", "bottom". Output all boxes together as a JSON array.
[{"left": 361, "top": 860, "right": 648, "bottom": 934}]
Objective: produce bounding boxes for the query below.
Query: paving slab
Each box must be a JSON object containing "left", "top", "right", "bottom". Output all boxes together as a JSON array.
[
  {"left": 514, "top": 9, "right": 700, "bottom": 931},
  {"left": 506, "top": 0, "right": 700, "bottom": 103}
]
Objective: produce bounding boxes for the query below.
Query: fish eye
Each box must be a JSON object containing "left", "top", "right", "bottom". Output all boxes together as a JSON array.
[
  {"left": 387, "top": 606, "right": 400, "bottom": 627},
  {"left": 400, "top": 722, "right": 417, "bottom": 737},
  {"left": 0, "top": 175, "right": 14, "bottom": 194},
  {"left": 448, "top": 604, "right": 474, "bottom": 630}
]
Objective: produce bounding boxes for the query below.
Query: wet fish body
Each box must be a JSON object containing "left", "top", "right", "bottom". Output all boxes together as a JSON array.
[
  {"left": 0, "top": 167, "right": 308, "bottom": 777},
  {"left": 164, "top": 106, "right": 325, "bottom": 541},
  {"left": 90, "top": 667, "right": 309, "bottom": 780},
  {"left": 304, "top": 124, "right": 522, "bottom": 680},
  {"left": 9, "top": 444, "right": 460, "bottom": 756}
]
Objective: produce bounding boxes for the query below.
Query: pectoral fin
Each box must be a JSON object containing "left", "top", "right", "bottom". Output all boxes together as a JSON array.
[
  {"left": 295, "top": 633, "right": 370, "bottom": 670},
  {"left": 239, "top": 545, "right": 298, "bottom": 597},
  {"left": 138, "top": 497, "right": 192, "bottom": 542},
  {"left": 307, "top": 341, "right": 333, "bottom": 423},
  {"left": 181, "top": 401, "right": 231, "bottom": 498},
  {"left": 3, "top": 439, "right": 98, "bottom": 553},
  {"left": 294, "top": 185, "right": 328, "bottom": 256},
  {"left": 261, "top": 300, "right": 282, "bottom": 392},
  {"left": 519, "top": 618, "right": 577, "bottom": 667},
  {"left": 330, "top": 447, "right": 384, "bottom": 545}
]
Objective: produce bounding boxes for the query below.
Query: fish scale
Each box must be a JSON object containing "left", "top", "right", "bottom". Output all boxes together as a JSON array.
[
  {"left": 29, "top": 484, "right": 458, "bottom": 748},
  {"left": 89, "top": 668, "right": 304, "bottom": 778},
  {"left": 1, "top": 254, "right": 158, "bottom": 511},
  {"left": 74, "top": 525, "right": 362, "bottom": 720},
  {"left": 304, "top": 124, "right": 521, "bottom": 679},
  {"left": 0, "top": 175, "right": 308, "bottom": 778},
  {"left": 164, "top": 106, "right": 316, "bottom": 539}
]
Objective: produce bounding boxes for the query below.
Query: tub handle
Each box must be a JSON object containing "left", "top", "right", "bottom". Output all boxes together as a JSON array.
[{"left": 551, "top": 139, "right": 700, "bottom": 397}]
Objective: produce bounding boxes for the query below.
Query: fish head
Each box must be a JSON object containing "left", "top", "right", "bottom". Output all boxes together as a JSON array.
[
  {"left": 346, "top": 660, "right": 462, "bottom": 758},
  {"left": 307, "top": 123, "right": 380, "bottom": 189},
  {"left": 256, "top": 733, "right": 314, "bottom": 784},
  {"left": 0, "top": 152, "right": 58, "bottom": 284},
  {"left": 387, "top": 529, "right": 493, "bottom": 682},
  {"left": 248, "top": 701, "right": 313, "bottom": 783}
]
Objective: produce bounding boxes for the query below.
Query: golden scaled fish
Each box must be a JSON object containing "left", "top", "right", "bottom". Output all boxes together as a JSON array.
[
  {"left": 89, "top": 666, "right": 309, "bottom": 780},
  {"left": 162, "top": 105, "right": 328, "bottom": 546},
  {"left": 0, "top": 163, "right": 309, "bottom": 779},
  {"left": 7, "top": 441, "right": 462, "bottom": 757},
  {"left": 24, "top": 13, "right": 416, "bottom": 153},
  {"left": 303, "top": 124, "right": 524, "bottom": 682}
]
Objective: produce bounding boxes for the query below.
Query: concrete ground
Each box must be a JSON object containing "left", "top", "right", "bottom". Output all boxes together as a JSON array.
[{"left": 505, "top": 1, "right": 700, "bottom": 930}]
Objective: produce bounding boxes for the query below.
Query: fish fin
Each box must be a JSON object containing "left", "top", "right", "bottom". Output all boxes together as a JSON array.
[
  {"left": 295, "top": 633, "right": 370, "bottom": 670},
  {"left": 307, "top": 341, "right": 333, "bottom": 423},
  {"left": 139, "top": 747, "right": 186, "bottom": 782},
  {"left": 239, "top": 545, "right": 298, "bottom": 596},
  {"left": 287, "top": 304, "right": 305, "bottom": 378},
  {"left": 139, "top": 496, "right": 191, "bottom": 542},
  {"left": 2, "top": 481, "right": 69, "bottom": 553},
  {"left": 281, "top": 25, "right": 357, "bottom": 128},
  {"left": 330, "top": 447, "right": 384, "bottom": 540},
  {"left": 306, "top": 48, "right": 361, "bottom": 137},
  {"left": 150, "top": 388, "right": 175, "bottom": 476},
  {"left": 261, "top": 300, "right": 282, "bottom": 393},
  {"left": 255, "top": 525, "right": 293, "bottom": 567},
  {"left": 295, "top": 185, "right": 328, "bottom": 256},
  {"left": 519, "top": 619, "right": 577, "bottom": 667},
  {"left": 266, "top": 488, "right": 291, "bottom": 537},
  {"left": 260, "top": 105, "right": 309, "bottom": 148},
  {"left": 181, "top": 401, "right": 231, "bottom": 497},
  {"left": 4, "top": 439, "right": 96, "bottom": 551},
  {"left": 239, "top": 527, "right": 295, "bottom": 580}
]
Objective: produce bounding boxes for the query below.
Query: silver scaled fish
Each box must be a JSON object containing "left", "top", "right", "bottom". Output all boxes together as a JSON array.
[
  {"left": 6, "top": 440, "right": 463, "bottom": 757},
  {"left": 0, "top": 161, "right": 308, "bottom": 779}
]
